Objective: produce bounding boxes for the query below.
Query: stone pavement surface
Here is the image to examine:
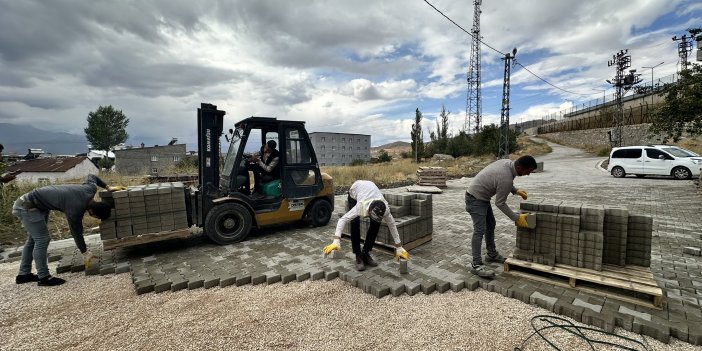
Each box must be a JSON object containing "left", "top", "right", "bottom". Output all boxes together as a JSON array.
[{"left": 2, "top": 139, "right": 702, "bottom": 345}]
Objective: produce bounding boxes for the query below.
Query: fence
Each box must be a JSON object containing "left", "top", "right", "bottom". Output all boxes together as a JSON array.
[{"left": 537, "top": 103, "right": 654, "bottom": 134}]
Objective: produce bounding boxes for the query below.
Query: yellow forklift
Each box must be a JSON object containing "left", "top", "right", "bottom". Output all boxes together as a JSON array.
[{"left": 191, "top": 103, "right": 334, "bottom": 244}]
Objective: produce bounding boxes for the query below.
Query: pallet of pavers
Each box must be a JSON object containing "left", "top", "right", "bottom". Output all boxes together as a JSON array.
[
  {"left": 98, "top": 182, "right": 191, "bottom": 250},
  {"left": 416, "top": 166, "right": 447, "bottom": 188},
  {"left": 504, "top": 199, "right": 663, "bottom": 309}
]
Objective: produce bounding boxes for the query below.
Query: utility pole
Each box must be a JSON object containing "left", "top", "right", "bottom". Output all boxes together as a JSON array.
[
  {"left": 498, "top": 48, "right": 517, "bottom": 159},
  {"left": 464, "top": 0, "right": 482, "bottom": 134},
  {"left": 606, "top": 50, "right": 642, "bottom": 148},
  {"left": 642, "top": 61, "right": 663, "bottom": 105},
  {"left": 672, "top": 31, "right": 695, "bottom": 71}
]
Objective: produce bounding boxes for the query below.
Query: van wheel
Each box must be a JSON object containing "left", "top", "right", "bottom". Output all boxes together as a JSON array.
[
  {"left": 307, "top": 200, "right": 332, "bottom": 227},
  {"left": 611, "top": 166, "right": 625, "bottom": 178},
  {"left": 205, "top": 202, "right": 252, "bottom": 244},
  {"left": 672, "top": 166, "right": 691, "bottom": 180}
]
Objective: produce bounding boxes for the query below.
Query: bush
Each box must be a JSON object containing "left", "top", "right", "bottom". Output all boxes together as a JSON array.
[
  {"left": 97, "top": 157, "right": 114, "bottom": 170},
  {"left": 377, "top": 149, "right": 392, "bottom": 163},
  {"left": 350, "top": 159, "right": 365, "bottom": 166}
]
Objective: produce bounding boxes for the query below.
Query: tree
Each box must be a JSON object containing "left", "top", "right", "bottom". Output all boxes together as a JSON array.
[
  {"left": 84, "top": 105, "right": 129, "bottom": 154},
  {"left": 377, "top": 149, "right": 392, "bottom": 163},
  {"left": 435, "top": 105, "right": 450, "bottom": 154},
  {"left": 410, "top": 108, "right": 424, "bottom": 162},
  {"left": 649, "top": 64, "right": 702, "bottom": 142}
]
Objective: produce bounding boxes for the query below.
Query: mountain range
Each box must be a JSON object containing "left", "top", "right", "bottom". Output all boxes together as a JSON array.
[{"left": 0, "top": 123, "right": 89, "bottom": 156}]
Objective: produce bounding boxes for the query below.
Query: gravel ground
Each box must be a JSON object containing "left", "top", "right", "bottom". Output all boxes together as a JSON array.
[{"left": 1, "top": 263, "right": 700, "bottom": 351}]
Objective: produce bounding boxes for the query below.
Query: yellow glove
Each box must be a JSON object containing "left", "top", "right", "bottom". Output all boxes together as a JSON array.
[
  {"left": 108, "top": 185, "right": 128, "bottom": 192},
  {"left": 323, "top": 238, "right": 341, "bottom": 256},
  {"left": 516, "top": 213, "right": 530, "bottom": 228},
  {"left": 515, "top": 188, "right": 528, "bottom": 200},
  {"left": 395, "top": 247, "right": 409, "bottom": 261},
  {"left": 83, "top": 250, "right": 96, "bottom": 269}
]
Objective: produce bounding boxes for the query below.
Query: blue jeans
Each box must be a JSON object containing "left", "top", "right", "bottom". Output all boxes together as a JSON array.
[
  {"left": 13, "top": 203, "right": 51, "bottom": 279},
  {"left": 466, "top": 193, "right": 497, "bottom": 266}
]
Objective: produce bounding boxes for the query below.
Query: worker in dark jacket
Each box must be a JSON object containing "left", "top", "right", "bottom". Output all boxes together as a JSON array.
[
  {"left": 12, "top": 174, "right": 114, "bottom": 286},
  {"left": 250, "top": 140, "right": 280, "bottom": 196}
]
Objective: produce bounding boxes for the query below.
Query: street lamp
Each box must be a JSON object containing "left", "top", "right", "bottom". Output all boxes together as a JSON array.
[{"left": 642, "top": 61, "right": 664, "bottom": 105}]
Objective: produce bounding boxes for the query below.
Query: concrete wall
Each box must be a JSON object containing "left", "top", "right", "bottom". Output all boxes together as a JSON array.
[
  {"left": 114, "top": 144, "right": 186, "bottom": 176},
  {"left": 309, "top": 132, "right": 371, "bottom": 166},
  {"left": 538, "top": 124, "right": 665, "bottom": 149}
]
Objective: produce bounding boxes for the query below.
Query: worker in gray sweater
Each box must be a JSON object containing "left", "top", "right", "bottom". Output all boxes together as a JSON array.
[
  {"left": 466, "top": 155, "right": 537, "bottom": 278},
  {"left": 12, "top": 174, "right": 114, "bottom": 286}
]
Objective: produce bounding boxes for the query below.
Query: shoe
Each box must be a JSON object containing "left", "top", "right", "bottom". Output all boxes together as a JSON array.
[
  {"left": 355, "top": 255, "right": 366, "bottom": 271},
  {"left": 470, "top": 264, "right": 495, "bottom": 279},
  {"left": 37, "top": 276, "right": 66, "bottom": 286},
  {"left": 485, "top": 253, "right": 506, "bottom": 264},
  {"left": 362, "top": 252, "right": 378, "bottom": 267},
  {"left": 15, "top": 273, "right": 39, "bottom": 284}
]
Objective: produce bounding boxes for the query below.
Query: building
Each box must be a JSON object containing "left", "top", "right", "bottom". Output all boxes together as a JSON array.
[
  {"left": 3, "top": 156, "right": 99, "bottom": 184},
  {"left": 309, "top": 132, "right": 371, "bottom": 166},
  {"left": 113, "top": 144, "right": 186, "bottom": 176}
]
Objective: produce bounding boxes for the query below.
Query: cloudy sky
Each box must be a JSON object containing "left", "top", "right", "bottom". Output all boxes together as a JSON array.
[{"left": 0, "top": 0, "right": 700, "bottom": 150}]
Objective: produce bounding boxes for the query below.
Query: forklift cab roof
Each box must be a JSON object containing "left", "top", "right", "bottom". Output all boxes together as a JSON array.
[{"left": 235, "top": 116, "right": 307, "bottom": 128}]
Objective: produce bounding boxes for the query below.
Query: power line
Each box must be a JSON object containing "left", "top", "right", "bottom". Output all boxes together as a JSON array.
[{"left": 422, "top": 0, "right": 599, "bottom": 97}]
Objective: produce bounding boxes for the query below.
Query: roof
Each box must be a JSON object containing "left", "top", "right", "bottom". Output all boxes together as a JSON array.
[{"left": 4, "top": 156, "right": 91, "bottom": 173}]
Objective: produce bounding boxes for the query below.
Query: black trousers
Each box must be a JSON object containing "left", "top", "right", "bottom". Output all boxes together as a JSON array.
[
  {"left": 251, "top": 164, "right": 276, "bottom": 192},
  {"left": 348, "top": 195, "right": 380, "bottom": 255}
]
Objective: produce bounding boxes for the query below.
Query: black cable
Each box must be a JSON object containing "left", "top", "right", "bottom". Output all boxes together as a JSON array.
[{"left": 515, "top": 315, "right": 651, "bottom": 351}]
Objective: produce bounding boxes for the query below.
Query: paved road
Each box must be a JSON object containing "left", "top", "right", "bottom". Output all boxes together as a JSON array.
[{"left": 2, "top": 139, "right": 701, "bottom": 344}]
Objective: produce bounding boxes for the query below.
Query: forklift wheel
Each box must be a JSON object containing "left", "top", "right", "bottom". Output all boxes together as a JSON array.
[
  {"left": 307, "top": 200, "right": 332, "bottom": 227},
  {"left": 205, "top": 202, "right": 252, "bottom": 244}
]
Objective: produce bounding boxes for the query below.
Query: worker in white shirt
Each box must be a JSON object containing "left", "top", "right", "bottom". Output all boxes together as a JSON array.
[{"left": 322, "top": 180, "right": 409, "bottom": 271}]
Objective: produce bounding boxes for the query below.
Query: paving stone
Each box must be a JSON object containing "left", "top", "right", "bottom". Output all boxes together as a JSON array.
[
  {"left": 405, "top": 281, "right": 421, "bottom": 296},
  {"left": 389, "top": 282, "right": 405, "bottom": 296},
  {"left": 203, "top": 277, "right": 220, "bottom": 289},
  {"left": 618, "top": 305, "right": 651, "bottom": 321},
  {"left": 633, "top": 317, "right": 670, "bottom": 343},
  {"left": 219, "top": 275, "right": 236, "bottom": 288},
  {"left": 251, "top": 273, "right": 266, "bottom": 285},
  {"left": 154, "top": 281, "right": 172, "bottom": 293},
  {"left": 266, "top": 273, "right": 281, "bottom": 285},
  {"left": 530, "top": 291, "right": 557, "bottom": 312},
  {"left": 572, "top": 298, "right": 602, "bottom": 313},
  {"left": 581, "top": 308, "right": 615, "bottom": 332},
  {"left": 187, "top": 278, "right": 204, "bottom": 290}
]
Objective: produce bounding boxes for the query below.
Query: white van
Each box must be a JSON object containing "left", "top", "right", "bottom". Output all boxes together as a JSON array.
[{"left": 607, "top": 145, "right": 702, "bottom": 180}]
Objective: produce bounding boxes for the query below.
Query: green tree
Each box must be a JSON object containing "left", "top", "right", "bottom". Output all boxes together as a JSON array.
[
  {"left": 84, "top": 105, "right": 129, "bottom": 154},
  {"left": 649, "top": 65, "right": 702, "bottom": 142},
  {"left": 435, "top": 105, "right": 450, "bottom": 154},
  {"left": 377, "top": 149, "right": 392, "bottom": 163},
  {"left": 410, "top": 108, "right": 424, "bottom": 162}
]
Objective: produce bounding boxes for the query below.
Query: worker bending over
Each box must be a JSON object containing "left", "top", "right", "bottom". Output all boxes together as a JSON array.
[
  {"left": 323, "top": 180, "right": 409, "bottom": 271},
  {"left": 466, "top": 155, "right": 537, "bottom": 279},
  {"left": 13, "top": 175, "right": 115, "bottom": 286}
]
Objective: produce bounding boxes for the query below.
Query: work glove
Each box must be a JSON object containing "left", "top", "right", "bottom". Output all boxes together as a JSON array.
[
  {"left": 515, "top": 188, "right": 528, "bottom": 200},
  {"left": 82, "top": 250, "right": 96, "bottom": 269},
  {"left": 516, "top": 213, "right": 530, "bottom": 228},
  {"left": 323, "top": 238, "right": 341, "bottom": 256},
  {"left": 108, "top": 185, "right": 128, "bottom": 192},
  {"left": 394, "top": 247, "right": 409, "bottom": 261}
]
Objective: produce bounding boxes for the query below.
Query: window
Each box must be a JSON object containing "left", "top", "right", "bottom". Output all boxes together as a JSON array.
[
  {"left": 321, "top": 145, "right": 325, "bottom": 150},
  {"left": 357, "top": 146, "right": 360, "bottom": 150},
  {"left": 611, "top": 148, "right": 641, "bottom": 159},
  {"left": 332, "top": 146, "right": 335, "bottom": 150},
  {"left": 332, "top": 137, "right": 335, "bottom": 142},
  {"left": 357, "top": 138, "right": 360, "bottom": 142},
  {"left": 285, "top": 127, "right": 312, "bottom": 164},
  {"left": 342, "top": 146, "right": 345, "bottom": 150},
  {"left": 342, "top": 137, "right": 345, "bottom": 142},
  {"left": 321, "top": 137, "right": 326, "bottom": 142},
  {"left": 152, "top": 168, "right": 158, "bottom": 173},
  {"left": 151, "top": 155, "right": 159, "bottom": 162},
  {"left": 646, "top": 148, "right": 671, "bottom": 160},
  {"left": 173, "top": 155, "right": 181, "bottom": 162}
]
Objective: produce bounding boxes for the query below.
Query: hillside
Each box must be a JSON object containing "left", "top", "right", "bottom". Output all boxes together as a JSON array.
[{"left": 370, "top": 141, "right": 411, "bottom": 157}]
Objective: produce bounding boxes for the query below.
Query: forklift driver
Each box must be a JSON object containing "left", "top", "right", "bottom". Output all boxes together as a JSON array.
[{"left": 250, "top": 140, "right": 280, "bottom": 197}]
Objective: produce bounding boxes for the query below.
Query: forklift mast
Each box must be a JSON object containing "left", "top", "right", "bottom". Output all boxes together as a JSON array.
[{"left": 197, "top": 103, "right": 226, "bottom": 224}]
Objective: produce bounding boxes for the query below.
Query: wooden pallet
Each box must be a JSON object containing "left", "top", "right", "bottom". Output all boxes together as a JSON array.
[
  {"left": 504, "top": 257, "right": 663, "bottom": 309},
  {"left": 102, "top": 228, "right": 194, "bottom": 250}
]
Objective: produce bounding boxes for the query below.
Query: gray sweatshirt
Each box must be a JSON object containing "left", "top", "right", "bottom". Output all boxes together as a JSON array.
[
  {"left": 24, "top": 175, "right": 107, "bottom": 252},
  {"left": 467, "top": 159, "right": 519, "bottom": 221}
]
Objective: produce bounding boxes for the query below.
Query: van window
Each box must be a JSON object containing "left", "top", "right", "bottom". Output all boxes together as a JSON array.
[
  {"left": 612, "top": 148, "right": 641, "bottom": 159},
  {"left": 645, "top": 148, "right": 671, "bottom": 160}
]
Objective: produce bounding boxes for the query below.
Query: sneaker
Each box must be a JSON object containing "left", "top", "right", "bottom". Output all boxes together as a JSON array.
[
  {"left": 362, "top": 252, "right": 378, "bottom": 267},
  {"left": 471, "top": 264, "right": 495, "bottom": 279},
  {"left": 15, "top": 273, "right": 39, "bottom": 284},
  {"left": 485, "top": 253, "right": 506, "bottom": 264},
  {"left": 355, "top": 255, "right": 366, "bottom": 271},
  {"left": 37, "top": 276, "right": 66, "bottom": 286}
]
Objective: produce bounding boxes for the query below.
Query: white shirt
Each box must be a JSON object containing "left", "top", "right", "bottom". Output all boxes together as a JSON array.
[{"left": 334, "top": 180, "right": 401, "bottom": 245}]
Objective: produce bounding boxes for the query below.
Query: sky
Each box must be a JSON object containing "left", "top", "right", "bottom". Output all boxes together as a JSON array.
[{"left": 0, "top": 0, "right": 700, "bottom": 151}]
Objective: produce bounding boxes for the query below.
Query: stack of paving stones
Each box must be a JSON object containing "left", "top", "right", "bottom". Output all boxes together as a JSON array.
[
  {"left": 98, "top": 182, "right": 188, "bottom": 241},
  {"left": 416, "top": 167, "right": 447, "bottom": 187},
  {"left": 626, "top": 215, "right": 652, "bottom": 266},
  {"left": 515, "top": 200, "right": 653, "bottom": 271},
  {"left": 342, "top": 192, "right": 433, "bottom": 247}
]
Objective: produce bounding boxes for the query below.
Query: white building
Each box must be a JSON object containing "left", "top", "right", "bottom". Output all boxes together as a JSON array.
[{"left": 4, "top": 156, "right": 99, "bottom": 184}]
